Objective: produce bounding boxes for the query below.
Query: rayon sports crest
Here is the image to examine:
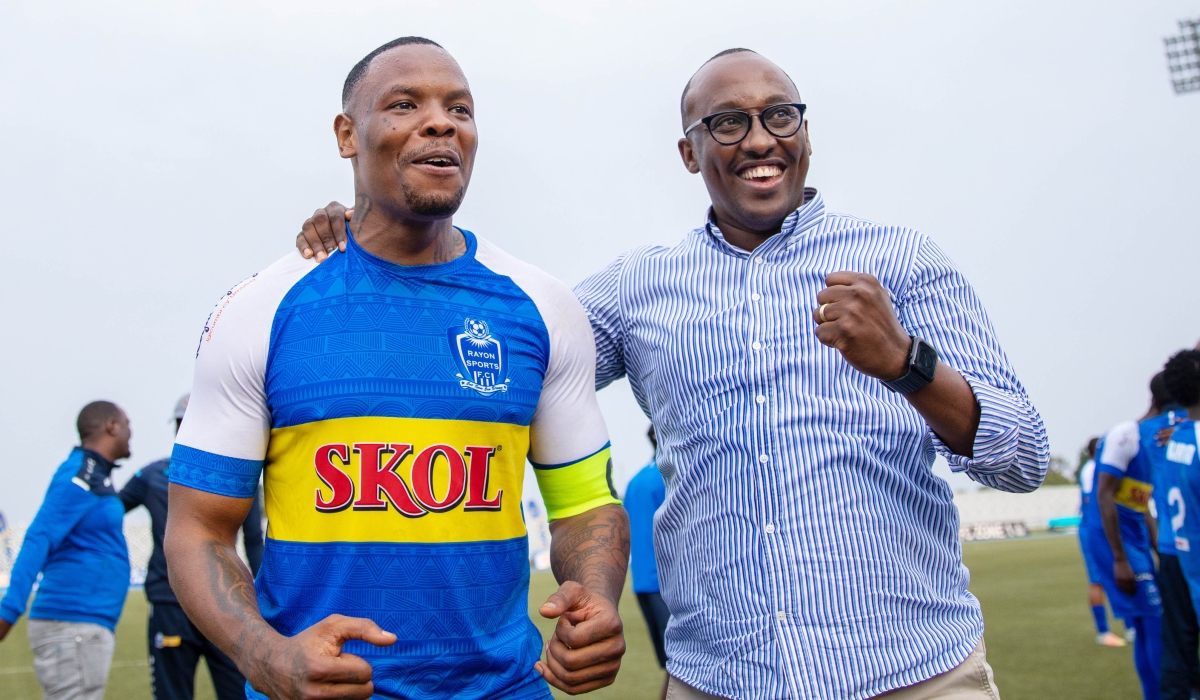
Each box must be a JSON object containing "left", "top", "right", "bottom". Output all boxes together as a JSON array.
[{"left": 450, "top": 318, "right": 510, "bottom": 396}]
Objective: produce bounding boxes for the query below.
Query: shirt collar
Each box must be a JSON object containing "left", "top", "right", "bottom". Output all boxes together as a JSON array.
[
  {"left": 78, "top": 447, "right": 117, "bottom": 476},
  {"left": 704, "top": 187, "right": 825, "bottom": 256}
]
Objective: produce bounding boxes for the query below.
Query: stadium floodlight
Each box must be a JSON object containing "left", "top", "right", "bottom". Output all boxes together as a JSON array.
[{"left": 1164, "top": 18, "right": 1200, "bottom": 94}]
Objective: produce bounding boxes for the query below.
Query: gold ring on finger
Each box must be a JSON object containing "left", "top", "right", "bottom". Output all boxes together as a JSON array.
[{"left": 818, "top": 303, "right": 830, "bottom": 324}]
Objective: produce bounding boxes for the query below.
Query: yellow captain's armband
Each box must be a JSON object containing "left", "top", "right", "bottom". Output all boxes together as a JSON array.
[
  {"left": 532, "top": 444, "right": 620, "bottom": 521},
  {"left": 1115, "top": 477, "right": 1153, "bottom": 513}
]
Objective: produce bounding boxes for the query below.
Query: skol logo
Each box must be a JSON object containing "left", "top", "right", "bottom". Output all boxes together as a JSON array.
[{"left": 313, "top": 443, "right": 503, "bottom": 517}]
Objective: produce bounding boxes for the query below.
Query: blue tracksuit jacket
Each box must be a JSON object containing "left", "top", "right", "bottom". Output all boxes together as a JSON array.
[{"left": 0, "top": 448, "right": 130, "bottom": 631}]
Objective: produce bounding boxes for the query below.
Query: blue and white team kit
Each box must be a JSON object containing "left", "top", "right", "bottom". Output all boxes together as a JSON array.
[
  {"left": 1084, "top": 413, "right": 1187, "bottom": 620},
  {"left": 170, "top": 228, "right": 619, "bottom": 700}
]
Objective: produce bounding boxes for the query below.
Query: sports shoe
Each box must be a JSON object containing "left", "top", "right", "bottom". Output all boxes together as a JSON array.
[{"left": 1096, "top": 632, "right": 1127, "bottom": 647}]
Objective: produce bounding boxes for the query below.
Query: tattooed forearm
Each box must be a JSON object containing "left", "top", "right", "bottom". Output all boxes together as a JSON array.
[{"left": 548, "top": 504, "right": 630, "bottom": 604}]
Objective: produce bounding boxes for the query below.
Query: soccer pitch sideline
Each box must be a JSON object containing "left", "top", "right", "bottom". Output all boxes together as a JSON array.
[{"left": 0, "top": 534, "right": 1143, "bottom": 699}]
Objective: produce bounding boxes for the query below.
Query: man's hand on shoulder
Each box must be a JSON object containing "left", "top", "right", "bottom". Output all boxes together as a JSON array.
[
  {"left": 812, "top": 271, "right": 911, "bottom": 380},
  {"left": 535, "top": 580, "right": 625, "bottom": 695},
  {"left": 245, "top": 614, "right": 394, "bottom": 700},
  {"left": 297, "top": 202, "right": 352, "bottom": 262}
]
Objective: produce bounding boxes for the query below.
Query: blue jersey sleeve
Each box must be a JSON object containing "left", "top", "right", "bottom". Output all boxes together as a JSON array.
[{"left": 0, "top": 477, "right": 103, "bottom": 624}]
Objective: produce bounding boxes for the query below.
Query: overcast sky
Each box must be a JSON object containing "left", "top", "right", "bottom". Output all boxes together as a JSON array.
[{"left": 1, "top": 0, "right": 1197, "bottom": 522}]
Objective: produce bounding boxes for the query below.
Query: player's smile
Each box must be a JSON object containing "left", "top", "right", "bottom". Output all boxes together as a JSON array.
[{"left": 405, "top": 145, "right": 462, "bottom": 176}]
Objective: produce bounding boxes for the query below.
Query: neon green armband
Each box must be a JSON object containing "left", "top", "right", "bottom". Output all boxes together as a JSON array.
[{"left": 532, "top": 444, "right": 620, "bottom": 521}]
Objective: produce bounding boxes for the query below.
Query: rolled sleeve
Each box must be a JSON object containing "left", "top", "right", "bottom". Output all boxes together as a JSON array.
[
  {"left": 900, "top": 237, "right": 1049, "bottom": 493},
  {"left": 932, "top": 370, "right": 1047, "bottom": 491}
]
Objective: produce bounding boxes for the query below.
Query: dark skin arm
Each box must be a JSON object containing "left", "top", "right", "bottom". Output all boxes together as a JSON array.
[
  {"left": 0, "top": 618, "right": 10, "bottom": 641},
  {"left": 534, "top": 504, "right": 631, "bottom": 695},
  {"left": 1097, "top": 473, "right": 1137, "bottom": 595},
  {"left": 812, "top": 272, "right": 981, "bottom": 456},
  {"left": 165, "top": 485, "right": 396, "bottom": 699}
]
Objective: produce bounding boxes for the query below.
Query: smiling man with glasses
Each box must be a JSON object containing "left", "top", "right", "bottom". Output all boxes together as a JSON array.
[{"left": 300, "top": 47, "right": 1047, "bottom": 700}]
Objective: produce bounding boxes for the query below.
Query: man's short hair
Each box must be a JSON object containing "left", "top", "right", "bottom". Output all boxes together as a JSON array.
[
  {"left": 77, "top": 401, "right": 122, "bottom": 441},
  {"left": 1164, "top": 350, "right": 1200, "bottom": 407},
  {"left": 342, "top": 36, "right": 444, "bottom": 111},
  {"left": 1150, "top": 371, "right": 1173, "bottom": 410}
]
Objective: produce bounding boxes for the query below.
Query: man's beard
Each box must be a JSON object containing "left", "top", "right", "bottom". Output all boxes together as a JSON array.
[{"left": 401, "top": 182, "right": 466, "bottom": 218}]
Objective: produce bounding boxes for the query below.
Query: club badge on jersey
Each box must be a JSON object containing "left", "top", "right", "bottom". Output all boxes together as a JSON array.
[{"left": 451, "top": 318, "right": 510, "bottom": 395}]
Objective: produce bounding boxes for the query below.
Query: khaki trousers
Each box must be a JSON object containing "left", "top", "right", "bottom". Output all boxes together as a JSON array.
[{"left": 665, "top": 638, "right": 999, "bottom": 700}]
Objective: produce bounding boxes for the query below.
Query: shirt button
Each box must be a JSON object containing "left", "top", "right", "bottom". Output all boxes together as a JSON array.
[
  {"left": 765, "top": 523, "right": 776, "bottom": 534},
  {"left": 755, "top": 257, "right": 765, "bottom": 265},
  {"left": 758, "top": 454, "right": 769, "bottom": 464},
  {"left": 751, "top": 293, "right": 761, "bottom": 301},
  {"left": 756, "top": 394, "right": 766, "bottom": 404},
  {"left": 752, "top": 341, "right": 762, "bottom": 351},
  {"left": 776, "top": 610, "right": 786, "bottom": 622}
]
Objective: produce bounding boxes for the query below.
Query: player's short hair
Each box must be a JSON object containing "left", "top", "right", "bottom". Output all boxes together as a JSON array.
[
  {"left": 1150, "top": 371, "right": 1173, "bottom": 410},
  {"left": 679, "top": 48, "right": 800, "bottom": 130},
  {"left": 1164, "top": 349, "right": 1200, "bottom": 407},
  {"left": 1086, "top": 436, "right": 1099, "bottom": 459},
  {"left": 77, "top": 401, "right": 122, "bottom": 441},
  {"left": 342, "top": 36, "right": 444, "bottom": 111}
]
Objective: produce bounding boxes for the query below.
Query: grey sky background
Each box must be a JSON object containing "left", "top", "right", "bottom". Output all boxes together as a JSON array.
[{"left": 1, "top": 0, "right": 1197, "bottom": 522}]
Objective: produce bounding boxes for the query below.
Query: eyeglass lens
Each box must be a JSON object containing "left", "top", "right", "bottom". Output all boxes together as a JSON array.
[{"left": 709, "top": 104, "right": 802, "bottom": 144}]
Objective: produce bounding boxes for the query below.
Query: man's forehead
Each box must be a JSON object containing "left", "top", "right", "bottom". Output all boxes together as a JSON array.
[
  {"left": 687, "top": 53, "right": 798, "bottom": 115},
  {"left": 359, "top": 44, "right": 470, "bottom": 99}
]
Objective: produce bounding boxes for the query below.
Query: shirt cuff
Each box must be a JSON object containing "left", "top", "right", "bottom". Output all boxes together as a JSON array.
[
  {"left": 0, "top": 601, "right": 22, "bottom": 625},
  {"left": 933, "top": 371, "right": 1021, "bottom": 475}
]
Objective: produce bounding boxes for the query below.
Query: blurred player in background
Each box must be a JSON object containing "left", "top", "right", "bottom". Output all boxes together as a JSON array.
[
  {"left": 1159, "top": 350, "right": 1200, "bottom": 700},
  {"left": 1093, "top": 372, "right": 1185, "bottom": 700},
  {"left": 0, "top": 401, "right": 133, "bottom": 700},
  {"left": 1078, "top": 436, "right": 1127, "bottom": 647},
  {"left": 624, "top": 426, "right": 668, "bottom": 698},
  {"left": 119, "top": 394, "right": 265, "bottom": 700}
]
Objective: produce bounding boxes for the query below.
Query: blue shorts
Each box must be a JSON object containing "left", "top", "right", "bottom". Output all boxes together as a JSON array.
[
  {"left": 1082, "top": 526, "right": 1162, "bottom": 619},
  {"left": 1078, "top": 525, "right": 1106, "bottom": 585}
]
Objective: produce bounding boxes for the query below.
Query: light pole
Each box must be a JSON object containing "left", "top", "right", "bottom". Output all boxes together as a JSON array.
[{"left": 1165, "top": 19, "right": 1200, "bottom": 94}]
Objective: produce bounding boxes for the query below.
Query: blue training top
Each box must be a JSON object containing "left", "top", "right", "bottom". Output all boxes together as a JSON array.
[
  {"left": 0, "top": 448, "right": 130, "bottom": 631},
  {"left": 623, "top": 462, "right": 664, "bottom": 594},
  {"left": 1168, "top": 421, "right": 1200, "bottom": 611}
]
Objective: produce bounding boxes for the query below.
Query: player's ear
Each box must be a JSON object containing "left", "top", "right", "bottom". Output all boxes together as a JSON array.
[{"left": 335, "top": 113, "right": 357, "bottom": 159}]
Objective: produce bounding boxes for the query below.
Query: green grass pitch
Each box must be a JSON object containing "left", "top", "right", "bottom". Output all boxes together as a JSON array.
[{"left": 0, "top": 534, "right": 1144, "bottom": 699}]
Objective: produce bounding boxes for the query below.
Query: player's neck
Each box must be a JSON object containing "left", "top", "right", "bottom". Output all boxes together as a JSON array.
[
  {"left": 350, "top": 196, "right": 465, "bottom": 267},
  {"left": 1188, "top": 404, "right": 1200, "bottom": 421}
]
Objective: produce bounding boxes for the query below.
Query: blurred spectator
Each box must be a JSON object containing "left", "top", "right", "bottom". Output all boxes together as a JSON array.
[{"left": 624, "top": 425, "right": 669, "bottom": 690}]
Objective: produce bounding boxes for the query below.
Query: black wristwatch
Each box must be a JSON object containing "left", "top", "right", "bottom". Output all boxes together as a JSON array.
[{"left": 882, "top": 336, "right": 939, "bottom": 394}]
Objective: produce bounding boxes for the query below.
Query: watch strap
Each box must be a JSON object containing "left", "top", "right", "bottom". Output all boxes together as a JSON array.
[{"left": 882, "top": 336, "right": 938, "bottom": 394}]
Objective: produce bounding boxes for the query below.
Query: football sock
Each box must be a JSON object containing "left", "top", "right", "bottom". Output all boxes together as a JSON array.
[
  {"left": 1091, "top": 604, "right": 1109, "bottom": 634},
  {"left": 1131, "top": 616, "right": 1162, "bottom": 700}
]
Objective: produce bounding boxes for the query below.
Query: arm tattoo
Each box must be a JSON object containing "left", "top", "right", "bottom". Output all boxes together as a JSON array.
[
  {"left": 201, "top": 542, "right": 302, "bottom": 696},
  {"left": 549, "top": 505, "right": 630, "bottom": 604}
]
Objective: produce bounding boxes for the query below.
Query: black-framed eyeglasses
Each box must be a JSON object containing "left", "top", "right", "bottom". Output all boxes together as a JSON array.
[{"left": 684, "top": 103, "right": 807, "bottom": 145}]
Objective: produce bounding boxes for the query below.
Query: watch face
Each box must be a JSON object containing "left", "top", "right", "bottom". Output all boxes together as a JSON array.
[{"left": 914, "top": 341, "right": 938, "bottom": 380}]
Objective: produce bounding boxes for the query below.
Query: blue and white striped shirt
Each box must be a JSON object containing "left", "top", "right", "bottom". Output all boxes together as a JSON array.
[{"left": 574, "top": 189, "right": 1048, "bottom": 700}]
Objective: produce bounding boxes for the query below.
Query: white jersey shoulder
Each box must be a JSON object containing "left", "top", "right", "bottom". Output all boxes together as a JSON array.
[
  {"left": 1098, "top": 420, "right": 1140, "bottom": 473},
  {"left": 176, "top": 250, "right": 316, "bottom": 461},
  {"left": 475, "top": 236, "right": 609, "bottom": 465}
]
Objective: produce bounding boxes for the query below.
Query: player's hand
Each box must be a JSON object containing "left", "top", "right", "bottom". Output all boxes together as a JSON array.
[
  {"left": 813, "top": 272, "right": 912, "bottom": 381},
  {"left": 1156, "top": 425, "right": 1176, "bottom": 447},
  {"left": 534, "top": 580, "right": 625, "bottom": 695},
  {"left": 296, "top": 202, "right": 352, "bottom": 262},
  {"left": 0, "top": 618, "right": 12, "bottom": 641},
  {"left": 246, "top": 614, "right": 395, "bottom": 700},
  {"left": 1113, "top": 559, "right": 1137, "bottom": 596}
]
